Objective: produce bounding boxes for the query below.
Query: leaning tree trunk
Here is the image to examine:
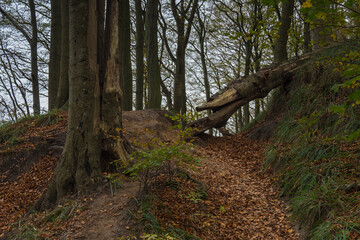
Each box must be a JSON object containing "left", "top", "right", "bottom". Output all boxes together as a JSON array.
[
  {"left": 46, "top": 0, "right": 102, "bottom": 204},
  {"left": 188, "top": 52, "right": 317, "bottom": 135}
]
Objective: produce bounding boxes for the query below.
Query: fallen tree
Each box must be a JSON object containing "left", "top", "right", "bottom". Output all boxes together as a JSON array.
[{"left": 187, "top": 49, "right": 324, "bottom": 135}]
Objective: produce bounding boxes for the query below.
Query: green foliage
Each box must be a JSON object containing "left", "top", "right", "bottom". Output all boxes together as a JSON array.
[
  {"left": 123, "top": 113, "right": 200, "bottom": 191},
  {"left": 265, "top": 45, "right": 360, "bottom": 239}
]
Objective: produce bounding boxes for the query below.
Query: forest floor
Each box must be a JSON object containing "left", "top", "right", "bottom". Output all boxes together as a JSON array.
[{"left": 0, "top": 110, "right": 299, "bottom": 239}]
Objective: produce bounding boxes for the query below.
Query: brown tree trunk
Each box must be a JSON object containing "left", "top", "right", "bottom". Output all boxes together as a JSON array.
[
  {"left": 135, "top": 0, "right": 145, "bottom": 110},
  {"left": 29, "top": 0, "right": 40, "bottom": 114},
  {"left": 56, "top": 0, "right": 69, "bottom": 109},
  {"left": 48, "top": 0, "right": 62, "bottom": 111},
  {"left": 47, "top": 0, "right": 102, "bottom": 204},
  {"left": 119, "top": 0, "right": 133, "bottom": 111},
  {"left": 171, "top": 0, "right": 199, "bottom": 115},
  {"left": 273, "top": 0, "right": 295, "bottom": 64},
  {"left": 101, "top": 0, "right": 129, "bottom": 165},
  {"left": 146, "top": 0, "right": 161, "bottom": 109}
]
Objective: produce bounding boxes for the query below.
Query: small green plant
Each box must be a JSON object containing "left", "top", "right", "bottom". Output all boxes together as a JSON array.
[
  {"left": 105, "top": 172, "right": 124, "bottom": 196},
  {"left": 123, "top": 113, "right": 200, "bottom": 191}
]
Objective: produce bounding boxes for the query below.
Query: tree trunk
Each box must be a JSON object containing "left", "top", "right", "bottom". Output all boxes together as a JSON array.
[
  {"left": 48, "top": 0, "right": 62, "bottom": 111},
  {"left": 197, "top": 9, "right": 212, "bottom": 135},
  {"left": 119, "top": 0, "right": 133, "bottom": 111},
  {"left": 188, "top": 52, "right": 315, "bottom": 135},
  {"left": 29, "top": 0, "right": 40, "bottom": 114},
  {"left": 135, "top": 0, "right": 145, "bottom": 110},
  {"left": 42, "top": 0, "right": 130, "bottom": 207},
  {"left": 146, "top": 0, "right": 161, "bottom": 109},
  {"left": 56, "top": 0, "right": 69, "bottom": 109},
  {"left": 171, "top": 0, "right": 199, "bottom": 115},
  {"left": 46, "top": 0, "right": 102, "bottom": 204},
  {"left": 273, "top": 0, "right": 295, "bottom": 64},
  {"left": 173, "top": 21, "right": 186, "bottom": 115},
  {"left": 101, "top": 0, "right": 129, "bottom": 166}
]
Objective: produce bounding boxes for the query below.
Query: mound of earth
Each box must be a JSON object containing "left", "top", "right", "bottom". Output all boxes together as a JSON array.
[{"left": 122, "top": 109, "right": 179, "bottom": 149}]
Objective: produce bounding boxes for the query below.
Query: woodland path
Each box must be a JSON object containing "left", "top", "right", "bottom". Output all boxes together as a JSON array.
[
  {"left": 150, "top": 133, "right": 300, "bottom": 239},
  {"left": 196, "top": 134, "right": 299, "bottom": 239}
]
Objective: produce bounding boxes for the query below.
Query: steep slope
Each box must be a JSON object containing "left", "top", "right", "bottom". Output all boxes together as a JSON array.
[{"left": 252, "top": 41, "right": 360, "bottom": 239}]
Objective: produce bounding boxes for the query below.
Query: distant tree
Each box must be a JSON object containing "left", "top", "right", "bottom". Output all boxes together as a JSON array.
[
  {"left": 273, "top": 0, "right": 295, "bottom": 63},
  {"left": 0, "top": 1, "right": 41, "bottom": 114}
]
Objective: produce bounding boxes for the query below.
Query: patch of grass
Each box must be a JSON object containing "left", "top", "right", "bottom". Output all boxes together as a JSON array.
[{"left": 0, "top": 110, "right": 64, "bottom": 146}]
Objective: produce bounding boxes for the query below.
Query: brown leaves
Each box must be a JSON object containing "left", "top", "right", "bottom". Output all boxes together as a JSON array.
[
  {"left": 149, "top": 134, "right": 299, "bottom": 239},
  {"left": 0, "top": 112, "right": 67, "bottom": 234}
]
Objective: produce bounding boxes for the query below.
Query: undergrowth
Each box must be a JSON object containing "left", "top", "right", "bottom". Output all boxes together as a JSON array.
[
  {"left": 265, "top": 42, "right": 360, "bottom": 239},
  {"left": 113, "top": 113, "right": 202, "bottom": 239}
]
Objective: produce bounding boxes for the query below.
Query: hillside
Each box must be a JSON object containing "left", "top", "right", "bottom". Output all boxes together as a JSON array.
[{"left": 1, "top": 42, "right": 360, "bottom": 239}]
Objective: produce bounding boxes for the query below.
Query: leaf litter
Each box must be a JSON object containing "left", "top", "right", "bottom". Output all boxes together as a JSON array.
[{"left": 0, "top": 111, "right": 300, "bottom": 239}]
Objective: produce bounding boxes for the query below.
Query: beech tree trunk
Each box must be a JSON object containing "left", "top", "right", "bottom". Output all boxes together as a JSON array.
[
  {"left": 135, "top": 0, "right": 145, "bottom": 110},
  {"left": 171, "top": 0, "right": 199, "bottom": 115},
  {"left": 119, "top": 0, "right": 133, "bottom": 111},
  {"left": 101, "top": 0, "right": 129, "bottom": 165},
  {"left": 47, "top": 0, "right": 102, "bottom": 203},
  {"left": 146, "top": 0, "right": 161, "bottom": 109},
  {"left": 48, "top": 0, "right": 62, "bottom": 110},
  {"left": 44, "top": 0, "right": 128, "bottom": 206},
  {"left": 29, "top": 0, "right": 40, "bottom": 114},
  {"left": 56, "top": 0, "right": 70, "bottom": 109},
  {"left": 273, "top": 0, "right": 295, "bottom": 64}
]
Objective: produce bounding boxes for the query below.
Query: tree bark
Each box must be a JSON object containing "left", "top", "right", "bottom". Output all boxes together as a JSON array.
[
  {"left": 135, "top": 0, "right": 145, "bottom": 110},
  {"left": 101, "top": 0, "right": 129, "bottom": 166},
  {"left": 48, "top": 0, "right": 62, "bottom": 111},
  {"left": 56, "top": 0, "right": 70, "bottom": 109},
  {"left": 146, "top": 0, "right": 161, "bottom": 109},
  {"left": 119, "top": 0, "right": 133, "bottom": 111},
  {"left": 46, "top": 0, "right": 102, "bottom": 204},
  {"left": 171, "top": 0, "right": 199, "bottom": 115},
  {"left": 42, "top": 0, "right": 130, "bottom": 207},
  {"left": 29, "top": 0, "right": 40, "bottom": 114},
  {"left": 273, "top": 0, "right": 295, "bottom": 64}
]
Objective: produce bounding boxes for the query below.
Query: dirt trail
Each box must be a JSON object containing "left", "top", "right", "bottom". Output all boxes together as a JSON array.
[
  {"left": 151, "top": 133, "right": 299, "bottom": 239},
  {"left": 61, "top": 181, "right": 139, "bottom": 240},
  {"left": 195, "top": 134, "right": 298, "bottom": 239}
]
